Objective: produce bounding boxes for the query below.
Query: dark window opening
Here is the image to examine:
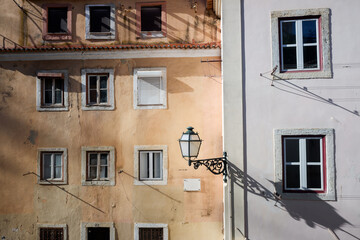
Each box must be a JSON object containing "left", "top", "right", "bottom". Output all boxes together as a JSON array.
[
  {"left": 40, "top": 228, "right": 64, "bottom": 240},
  {"left": 41, "top": 77, "right": 64, "bottom": 106},
  {"left": 90, "top": 7, "right": 111, "bottom": 33},
  {"left": 48, "top": 8, "right": 68, "bottom": 33},
  {"left": 87, "top": 227, "right": 110, "bottom": 240},
  {"left": 141, "top": 6, "right": 162, "bottom": 31},
  {"left": 139, "top": 228, "right": 163, "bottom": 240}
]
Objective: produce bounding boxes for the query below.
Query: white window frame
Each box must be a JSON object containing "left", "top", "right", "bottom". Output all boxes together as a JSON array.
[
  {"left": 81, "top": 222, "right": 115, "bottom": 240},
  {"left": 81, "top": 69, "right": 114, "bottom": 111},
  {"left": 271, "top": 8, "right": 332, "bottom": 79},
  {"left": 37, "top": 224, "right": 67, "bottom": 240},
  {"left": 134, "top": 145, "right": 168, "bottom": 185},
  {"left": 134, "top": 223, "right": 168, "bottom": 240},
  {"left": 81, "top": 146, "right": 115, "bottom": 186},
  {"left": 36, "top": 70, "right": 69, "bottom": 112},
  {"left": 139, "top": 150, "right": 163, "bottom": 181},
  {"left": 274, "top": 128, "right": 336, "bottom": 200},
  {"left": 85, "top": 4, "right": 115, "bottom": 40},
  {"left": 133, "top": 68, "right": 167, "bottom": 109},
  {"left": 37, "top": 148, "right": 67, "bottom": 185},
  {"left": 283, "top": 136, "right": 324, "bottom": 191},
  {"left": 280, "top": 18, "right": 320, "bottom": 72},
  {"left": 87, "top": 152, "right": 110, "bottom": 181}
]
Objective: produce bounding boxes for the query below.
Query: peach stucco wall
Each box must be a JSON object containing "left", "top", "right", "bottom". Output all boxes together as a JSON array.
[{"left": 0, "top": 57, "right": 223, "bottom": 239}]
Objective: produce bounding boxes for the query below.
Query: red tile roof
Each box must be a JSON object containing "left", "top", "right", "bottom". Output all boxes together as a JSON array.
[{"left": 0, "top": 42, "right": 221, "bottom": 53}]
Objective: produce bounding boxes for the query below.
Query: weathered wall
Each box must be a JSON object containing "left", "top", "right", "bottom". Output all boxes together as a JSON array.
[
  {"left": 0, "top": 0, "right": 220, "bottom": 48},
  {"left": 0, "top": 57, "right": 223, "bottom": 239},
  {"left": 223, "top": 0, "right": 360, "bottom": 239}
]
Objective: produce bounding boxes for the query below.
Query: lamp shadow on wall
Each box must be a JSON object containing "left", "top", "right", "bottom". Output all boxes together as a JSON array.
[{"left": 227, "top": 162, "right": 359, "bottom": 240}]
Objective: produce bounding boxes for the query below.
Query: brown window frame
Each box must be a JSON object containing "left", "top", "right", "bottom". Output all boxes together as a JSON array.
[
  {"left": 86, "top": 151, "right": 110, "bottom": 181},
  {"left": 42, "top": 4, "right": 72, "bottom": 41},
  {"left": 86, "top": 73, "right": 110, "bottom": 106},
  {"left": 40, "top": 77, "right": 65, "bottom": 107}
]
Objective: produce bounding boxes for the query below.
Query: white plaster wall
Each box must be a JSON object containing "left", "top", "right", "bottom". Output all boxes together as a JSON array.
[{"left": 242, "top": 0, "right": 360, "bottom": 239}]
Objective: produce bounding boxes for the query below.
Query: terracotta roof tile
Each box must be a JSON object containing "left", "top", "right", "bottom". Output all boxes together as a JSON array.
[{"left": 0, "top": 42, "right": 221, "bottom": 53}]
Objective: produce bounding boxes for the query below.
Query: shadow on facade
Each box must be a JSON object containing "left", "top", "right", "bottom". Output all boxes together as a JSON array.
[{"left": 227, "top": 161, "right": 359, "bottom": 239}]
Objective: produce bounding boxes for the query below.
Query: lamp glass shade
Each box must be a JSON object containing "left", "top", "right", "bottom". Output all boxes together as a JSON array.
[{"left": 179, "top": 129, "right": 202, "bottom": 159}]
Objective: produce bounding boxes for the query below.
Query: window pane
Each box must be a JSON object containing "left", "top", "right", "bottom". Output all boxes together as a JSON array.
[
  {"left": 302, "top": 20, "right": 317, "bottom": 44},
  {"left": 100, "top": 76, "right": 108, "bottom": 88},
  {"left": 303, "top": 46, "right": 318, "bottom": 69},
  {"left": 48, "top": 8, "right": 68, "bottom": 33},
  {"left": 55, "top": 154, "right": 62, "bottom": 166},
  {"left": 286, "top": 165, "right": 300, "bottom": 188},
  {"left": 87, "top": 227, "right": 110, "bottom": 240},
  {"left": 89, "top": 154, "right": 97, "bottom": 165},
  {"left": 55, "top": 90, "right": 62, "bottom": 104},
  {"left": 90, "top": 7, "right": 111, "bottom": 32},
  {"left": 100, "top": 90, "right": 107, "bottom": 103},
  {"left": 44, "top": 90, "right": 52, "bottom": 104},
  {"left": 54, "top": 166, "right": 62, "bottom": 179},
  {"left": 44, "top": 79, "right": 52, "bottom": 90},
  {"left": 89, "top": 90, "right": 97, "bottom": 103},
  {"left": 306, "top": 139, "right": 321, "bottom": 162},
  {"left": 100, "top": 154, "right": 108, "bottom": 165},
  {"left": 307, "top": 165, "right": 321, "bottom": 189},
  {"left": 55, "top": 79, "right": 63, "bottom": 90},
  {"left": 153, "top": 153, "right": 161, "bottom": 179},
  {"left": 100, "top": 166, "right": 108, "bottom": 178},
  {"left": 282, "top": 21, "right": 296, "bottom": 44},
  {"left": 285, "top": 139, "right": 299, "bottom": 162},
  {"left": 139, "top": 228, "right": 163, "bottom": 240},
  {"left": 43, "top": 154, "right": 52, "bottom": 179},
  {"left": 139, "top": 152, "right": 149, "bottom": 179},
  {"left": 282, "top": 47, "right": 297, "bottom": 70},
  {"left": 89, "top": 167, "right": 97, "bottom": 179},
  {"left": 141, "top": 6, "right": 162, "bottom": 31},
  {"left": 89, "top": 76, "right": 97, "bottom": 89}
]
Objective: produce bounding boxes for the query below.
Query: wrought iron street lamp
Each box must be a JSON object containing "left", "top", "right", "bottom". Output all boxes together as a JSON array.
[{"left": 179, "top": 127, "right": 228, "bottom": 182}]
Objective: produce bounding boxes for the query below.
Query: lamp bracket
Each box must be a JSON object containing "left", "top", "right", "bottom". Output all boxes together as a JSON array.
[{"left": 188, "top": 152, "right": 228, "bottom": 182}]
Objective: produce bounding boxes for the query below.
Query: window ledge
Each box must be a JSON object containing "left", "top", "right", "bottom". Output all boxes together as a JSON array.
[{"left": 82, "top": 105, "right": 115, "bottom": 111}]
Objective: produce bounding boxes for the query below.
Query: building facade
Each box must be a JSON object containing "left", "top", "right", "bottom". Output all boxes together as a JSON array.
[
  {"left": 223, "top": 0, "right": 360, "bottom": 239},
  {"left": 0, "top": 0, "right": 224, "bottom": 239}
]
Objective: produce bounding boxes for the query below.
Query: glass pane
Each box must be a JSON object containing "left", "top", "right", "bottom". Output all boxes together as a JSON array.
[
  {"left": 55, "top": 90, "right": 62, "bottom": 104},
  {"left": 100, "top": 76, "right": 108, "bottom": 88},
  {"left": 141, "top": 6, "right": 162, "bottom": 31},
  {"left": 89, "top": 90, "right": 97, "bottom": 103},
  {"left": 139, "top": 152, "right": 149, "bottom": 179},
  {"left": 43, "top": 154, "right": 52, "bottom": 179},
  {"left": 44, "top": 79, "right": 52, "bottom": 90},
  {"left": 286, "top": 165, "right": 300, "bottom": 188},
  {"left": 100, "top": 154, "right": 108, "bottom": 165},
  {"left": 282, "top": 21, "right": 296, "bottom": 44},
  {"left": 153, "top": 153, "right": 161, "bottom": 179},
  {"left": 302, "top": 20, "right": 317, "bottom": 43},
  {"left": 89, "top": 154, "right": 97, "bottom": 165},
  {"left": 44, "top": 90, "right": 52, "bottom": 104},
  {"left": 100, "top": 90, "right": 107, "bottom": 103},
  {"left": 90, "top": 7, "right": 111, "bottom": 32},
  {"left": 306, "top": 139, "right": 321, "bottom": 162},
  {"left": 54, "top": 166, "right": 62, "bottom": 179},
  {"left": 88, "top": 227, "right": 110, "bottom": 239},
  {"left": 48, "top": 8, "right": 68, "bottom": 33},
  {"left": 303, "top": 46, "right": 318, "bottom": 69},
  {"left": 307, "top": 165, "right": 321, "bottom": 188},
  {"left": 100, "top": 166, "right": 108, "bottom": 178},
  {"left": 55, "top": 79, "right": 63, "bottom": 90},
  {"left": 283, "top": 47, "right": 297, "bottom": 70},
  {"left": 55, "top": 154, "right": 62, "bottom": 166},
  {"left": 89, "top": 76, "right": 97, "bottom": 89},
  {"left": 285, "top": 139, "right": 299, "bottom": 162},
  {"left": 89, "top": 167, "right": 97, "bottom": 179}
]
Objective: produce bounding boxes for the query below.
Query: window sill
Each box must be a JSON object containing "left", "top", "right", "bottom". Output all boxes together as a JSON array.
[
  {"left": 135, "top": 104, "right": 167, "bottom": 110},
  {"left": 272, "top": 69, "right": 332, "bottom": 80},
  {"left": 139, "top": 31, "right": 166, "bottom": 39},
  {"left": 86, "top": 32, "right": 115, "bottom": 40},
  {"left": 38, "top": 180, "right": 67, "bottom": 185},
  {"left": 82, "top": 180, "right": 114, "bottom": 186},
  {"left": 134, "top": 179, "right": 167, "bottom": 186},
  {"left": 37, "top": 106, "right": 69, "bottom": 112},
  {"left": 82, "top": 105, "right": 115, "bottom": 111}
]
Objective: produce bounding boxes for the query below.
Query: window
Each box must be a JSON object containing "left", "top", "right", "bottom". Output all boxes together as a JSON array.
[
  {"left": 133, "top": 68, "right": 167, "bottom": 109},
  {"left": 134, "top": 223, "right": 168, "bottom": 240},
  {"left": 139, "top": 151, "right": 163, "bottom": 181},
  {"left": 42, "top": 4, "right": 72, "bottom": 41},
  {"left": 81, "top": 69, "right": 114, "bottom": 110},
  {"left": 85, "top": 4, "right": 115, "bottom": 40},
  {"left": 37, "top": 224, "right": 67, "bottom": 240},
  {"left": 271, "top": 8, "right": 332, "bottom": 79},
  {"left": 37, "top": 148, "right": 67, "bottom": 185},
  {"left": 36, "top": 70, "right": 69, "bottom": 111},
  {"left": 134, "top": 145, "right": 168, "bottom": 185},
  {"left": 136, "top": 2, "right": 167, "bottom": 38},
  {"left": 81, "top": 223, "right": 115, "bottom": 240},
  {"left": 81, "top": 146, "right": 115, "bottom": 186},
  {"left": 274, "top": 129, "right": 335, "bottom": 200}
]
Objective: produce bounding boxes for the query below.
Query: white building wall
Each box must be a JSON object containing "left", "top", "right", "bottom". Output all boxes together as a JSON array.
[{"left": 223, "top": 0, "right": 360, "bottom": 239}]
